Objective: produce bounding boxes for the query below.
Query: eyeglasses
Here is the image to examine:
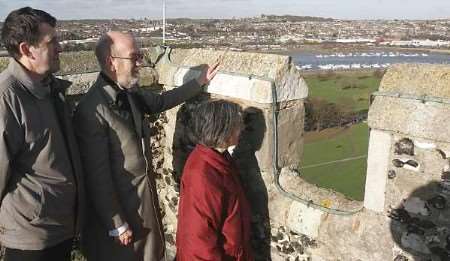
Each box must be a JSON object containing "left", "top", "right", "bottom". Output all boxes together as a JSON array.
[
  {"left": 111, "top": 53, "right": 144, "bottom": 63},
  {"left": 392, "top": 159, "right": 419, "bottom": 168}
]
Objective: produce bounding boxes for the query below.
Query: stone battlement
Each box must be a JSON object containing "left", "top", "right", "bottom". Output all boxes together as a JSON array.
[{"left": 50, "top": 48, "right": 450, "bottom": 260}]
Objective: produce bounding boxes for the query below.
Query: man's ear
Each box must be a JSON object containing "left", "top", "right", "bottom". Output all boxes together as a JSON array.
[
  {"left": 107, "top": 55, "right": 116, "bottom": 73},
  {"left": 18, "top": 42, "right": 33, "bottom": 58}
]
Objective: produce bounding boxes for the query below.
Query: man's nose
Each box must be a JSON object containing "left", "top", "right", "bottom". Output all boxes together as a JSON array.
[
  {"left": 136, "top": 59, "right": 144, "bottom": 67},
  {"left": 136, "top": 57, "right": 144, "bottom": 67}
]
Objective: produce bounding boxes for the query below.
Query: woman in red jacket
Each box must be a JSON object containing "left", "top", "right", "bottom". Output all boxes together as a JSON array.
[{"left": 176, "top": 100, "right": 253, "bottom": 261}]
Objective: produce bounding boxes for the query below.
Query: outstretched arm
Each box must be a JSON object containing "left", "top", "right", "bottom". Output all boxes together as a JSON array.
[
  {"left": 196, "top": 62, "right": 220, "bottom": 87},
  {"left": 134, "top": 62, "right": 220, "bottom": 114}
]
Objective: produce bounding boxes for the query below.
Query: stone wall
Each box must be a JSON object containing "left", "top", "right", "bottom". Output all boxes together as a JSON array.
[
  {"left": 151, "top": 54, "right": 450, "bottom": 261},
  {"left": 63, "top": 48, "right": 315, "bottom": 260},
  {"left": 364, "top": 64, "right": 450, "bottom": 261},
  {"left": 290, "top": 64, "right": 450, "bottom": 261},
  {"left": 147, "top": 48, "right": 387, "bottom": 261},
  {"left": 64, "top": 47, "right": 450, "bottom": 260}
]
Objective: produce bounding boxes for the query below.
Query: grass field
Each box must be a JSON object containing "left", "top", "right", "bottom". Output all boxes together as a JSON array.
[
  {"left": 303, "top": 70, "right": 383, "bottom": 112},
  {"left": 299, "top": 70, "right": 382, "bottom": 201},
  {"left": 301, "top": 123, "right": 369, "bottom": 201}
]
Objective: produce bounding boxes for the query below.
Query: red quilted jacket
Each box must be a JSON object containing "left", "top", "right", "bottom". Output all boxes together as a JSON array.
[{"left": 176, "top": 144, "right": 253, "bottom": 261}]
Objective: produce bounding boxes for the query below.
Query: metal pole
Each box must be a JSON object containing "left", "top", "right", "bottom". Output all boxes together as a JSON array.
[{"left": 162, "top": 0, "right": 166, "bottom": 45}]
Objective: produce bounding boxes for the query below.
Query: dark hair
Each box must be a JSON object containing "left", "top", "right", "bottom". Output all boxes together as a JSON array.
[
  {"left": 1, "top": 7, "right": 56, "bottom": 58},
  {"left": 189, "top": 99, "right": 243, "bottom": 148}
]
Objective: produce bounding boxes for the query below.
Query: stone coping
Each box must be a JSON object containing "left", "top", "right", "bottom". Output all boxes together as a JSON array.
[
  {"left": 62, "top": 67, "right": 159, "bottom": 96},
  {"left": 368, "top": 95, "right": 450, "bottom": 142},
  {"left": 0, "top": 51, "right": 99, "bottom": 75},
  {"left": 165, "top": 48, "right": 291, "bottom": 80},
  {"left": 278, "top": 168, "right": 363, "bottom": 212},
  {"left": 165, "top": 66, "right": 308, "bottom": 103},
  {"left": 267, "top": 168, "right": 364, "bottom": 238},
  {"left": 380, "top": 64, "right": 450, "bottom": 98},
  {"left": 152, "top": 48, "right": 308, "bottom": 103}
]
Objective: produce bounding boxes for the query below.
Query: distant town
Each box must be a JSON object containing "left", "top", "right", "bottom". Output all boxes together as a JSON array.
[{"left": 1, "top": 14, "right": 450, "bottom": 54}]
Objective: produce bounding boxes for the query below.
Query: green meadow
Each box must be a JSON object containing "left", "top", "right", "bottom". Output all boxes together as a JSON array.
[
  {"left": 304, "top": 70, "right": 382, "bottom": 112},
  {"left": 300, "top": 123, "right": 369, "bottom": 201},
  {"left": 300, "top": 70, "right": 383, "bottom": 201}
]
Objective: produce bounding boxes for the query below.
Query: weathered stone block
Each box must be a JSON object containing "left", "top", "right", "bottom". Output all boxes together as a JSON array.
[
  {"left": 368, "top": 96, "right": 450, "bottom": 142},
  {"left": 170, "top": 67, "right": 308, "bottom": 103},
  {"left": 380, "top": 64, "right": 450, "bottom": 98},
  {"left": 163, "top": 95, "right": 304, "bottom": 173},
  {"left": 246, "top": 100, "right": 305, "bottom": 171},
  {"left": 154, "top": 49, "right": 308, "bottom": 103},
  {"left": 64, "top": 67, "right": 159, "bottom": 96},
  {"left": 287, "top": 201, "right": 323, "bottom": 238},
  {"left": 62, "top": 71, "right": 98, "bottom": 96},
  {"left": 165, "top": 48, "right": 291, "bottom": 81},
  {"left": 384, "top": 135, "right": 448, "bottom": 210},
  {"left": 364, "top": 129, "right": 392, "bottom": 212},
  {"left": 310, "top": 210, "right": 394, "bottom": 261}
]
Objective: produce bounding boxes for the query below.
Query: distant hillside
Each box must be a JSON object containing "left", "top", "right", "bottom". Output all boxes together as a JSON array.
[{"left": 260, "top": 14, "right": 335, "bottom": 22}]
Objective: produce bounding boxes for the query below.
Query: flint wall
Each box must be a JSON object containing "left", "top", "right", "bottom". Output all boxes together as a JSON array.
[{"left": 49, "top": 48, "right": 450, "bottom": 260}]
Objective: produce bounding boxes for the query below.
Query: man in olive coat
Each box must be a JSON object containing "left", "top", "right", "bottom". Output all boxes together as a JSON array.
[
  {"left": 0, "top": 7, "right": 85, "bottom": 261},
  {"left": 74, "top": 31, "right": 218, "bottom": 260}
]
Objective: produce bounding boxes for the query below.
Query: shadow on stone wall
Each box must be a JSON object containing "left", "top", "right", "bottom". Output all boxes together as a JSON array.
[
  {"left": 171, "top": 64, "right": 210, "bottom": 180},
  {"left": 389, "top": 181, "right": 450, "bottom": 261},
  {"left": 170, "top": 95, "right": 209, "bottom": 181},
  {"left": 233, "top": 107, "right": 271, "bottom": 261}
]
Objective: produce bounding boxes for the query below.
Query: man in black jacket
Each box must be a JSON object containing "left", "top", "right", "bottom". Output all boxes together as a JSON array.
[{"left": 75, "top": 31, "right": 218, "bottom": 261}]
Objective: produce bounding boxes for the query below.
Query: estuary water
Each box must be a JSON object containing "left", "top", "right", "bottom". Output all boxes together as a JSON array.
[{"left": 291, "top": 51, "right": 450, "bottom": 70}]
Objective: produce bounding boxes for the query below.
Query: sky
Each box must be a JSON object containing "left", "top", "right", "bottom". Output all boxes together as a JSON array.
[{"left": 0, "top": 0, "right": 449, "bottom": 20}]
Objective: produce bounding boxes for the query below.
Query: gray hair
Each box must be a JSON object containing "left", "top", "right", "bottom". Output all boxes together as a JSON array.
[
  {"left": 189, "top": 99, "right": 243, "bottom": 148},
  {"left": 95, "top": 34, "right": 113, "bottom": 70}
]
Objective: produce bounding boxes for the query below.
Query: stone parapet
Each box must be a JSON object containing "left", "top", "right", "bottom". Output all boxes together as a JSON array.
[
  {"left": 157, "top": 49, "right": 308, "bottom": 104},
  {"left": 52, "top": 50, "right": 450, "bottom": 261},
  {"left": 61, "top": 71, "right": 98, "bottom": 96},
  {"left": 151, "top": 48, "right": 309, "bottom": 260},
  {"left": 60, "top": 67, "right": 159, "bottom": 96},
  {"left": 361, "top": 64, "right": 450, "bottom": 260},
  {"left": 162, "top": 48, "right": 293, "bottom": 80},
  {"left": 273, "top": 168, "right": 363, "bottom": 237},
  {"left": 153, "top": 48, "right": 307, "bottom": 173}
]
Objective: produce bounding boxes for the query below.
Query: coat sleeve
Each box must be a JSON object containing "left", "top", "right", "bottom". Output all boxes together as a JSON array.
[
  {"left": 0, "top": 96, "right": 22, "bottom": 200},
  {"left": 134, "top": 79, "right": 201, "bottom": 114},
  {"left": 74, "top": 106, "right": 126, "bottom": 231},
  {"left": 180, "top": 167, "right": 240, "bottom": 261}
]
